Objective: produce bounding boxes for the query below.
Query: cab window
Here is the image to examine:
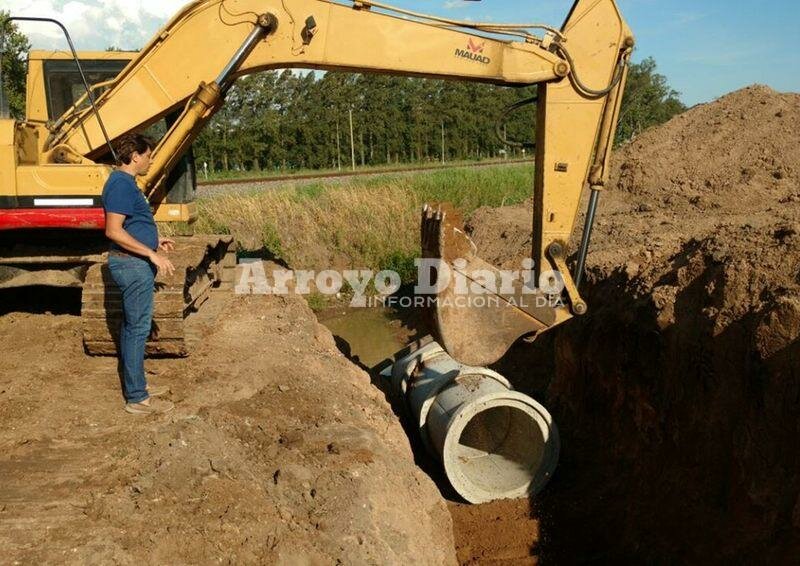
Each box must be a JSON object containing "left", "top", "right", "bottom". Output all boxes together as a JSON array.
[{"left": 43, "top": 59, "right": 128, "bottom": 120}]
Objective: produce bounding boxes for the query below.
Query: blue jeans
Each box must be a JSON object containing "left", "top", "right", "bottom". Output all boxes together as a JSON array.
[{"left": 108, "top": 255, "right": 156, "bottom": 403}]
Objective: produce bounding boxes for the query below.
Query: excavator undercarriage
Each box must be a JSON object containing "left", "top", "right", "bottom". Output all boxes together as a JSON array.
[
  {"left": 81, "top": 235, "right": 236, "bottom": 356},
  {"left": 0, "top": 231, "right": 235, "bottom": 356}
]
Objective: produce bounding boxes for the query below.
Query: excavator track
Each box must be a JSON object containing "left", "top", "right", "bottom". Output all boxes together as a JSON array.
[{"left": 80, "top": 235, "right": 236, "bottom": 356}]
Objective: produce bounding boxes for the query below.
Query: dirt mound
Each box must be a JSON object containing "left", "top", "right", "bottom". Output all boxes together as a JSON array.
[
  {"left": 466, "top": 85, "right": 800, "bottom": 562},
  {"left": 471, "top": 85, "right": 800, "bottom": 267},
  {"left": 545, "top": 225, "right": 800, "bottom": 563},
  {"left": 612, "top": 85, "right": 798, "bottom": 205},
  {"left": 0, "top": 286, "right": 455, "bottom": 564}
]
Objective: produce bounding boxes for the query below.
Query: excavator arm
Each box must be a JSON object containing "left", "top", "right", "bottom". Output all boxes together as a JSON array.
[{"left": 44, "top": 0, "right": 633, "bottom": 365}]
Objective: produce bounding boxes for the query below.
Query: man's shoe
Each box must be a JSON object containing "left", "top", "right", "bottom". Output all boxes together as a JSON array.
[
  {"left": 125, "top": 398, "right": 175, "bottom": 415},
  {"left": 147, "top": 385, "right": 170, "bottom": 397}
]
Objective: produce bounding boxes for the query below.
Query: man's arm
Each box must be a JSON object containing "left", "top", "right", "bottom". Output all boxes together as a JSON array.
[{"left": 105, "top": 212, "right": 175, "bottom": 276}]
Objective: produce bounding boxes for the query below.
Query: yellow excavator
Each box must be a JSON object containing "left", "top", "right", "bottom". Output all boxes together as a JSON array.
[{"left": 1, "top": 0, "right": 633, "bottom": 364}]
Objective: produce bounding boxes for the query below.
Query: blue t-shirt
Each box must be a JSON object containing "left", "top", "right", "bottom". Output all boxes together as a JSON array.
[{"left": 101, "top": 170, "right": 159, "bottom": 252}]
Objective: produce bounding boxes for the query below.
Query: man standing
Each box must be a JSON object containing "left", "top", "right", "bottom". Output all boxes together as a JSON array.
[{"left": 102, "top": 133, "right": 176, "bottom": 414}]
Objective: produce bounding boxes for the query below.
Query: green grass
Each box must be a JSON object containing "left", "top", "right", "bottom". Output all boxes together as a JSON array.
[
  {"left": 192, "top": 162, "right": 533, "bottom": 282},
  {"left": 402, "top": 165, "right": 533, "bottom": 213},
  {"left": 305, "top": 292, "right": 328, "bottom": 312}
]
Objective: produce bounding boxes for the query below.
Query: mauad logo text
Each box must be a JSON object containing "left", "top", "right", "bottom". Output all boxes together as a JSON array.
[{"left": 456, "top": 38, "right": 491, "bottom": 64}]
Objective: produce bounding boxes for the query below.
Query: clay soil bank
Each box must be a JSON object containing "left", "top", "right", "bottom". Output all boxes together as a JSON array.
[{"left": 468, "top": 85, "right": 800, "bottom": 563}]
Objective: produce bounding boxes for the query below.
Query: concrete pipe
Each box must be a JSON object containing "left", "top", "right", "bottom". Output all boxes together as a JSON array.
[{"left": 384, "top": 342, "right": 559, "bottom": 504}]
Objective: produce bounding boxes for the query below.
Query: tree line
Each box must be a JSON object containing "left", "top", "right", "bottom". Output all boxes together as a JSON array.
[
  {"left": 194, "top": 71, "right": 540, "bottom": 173},
  {"left": 2, "top": 12, "right": 684, "bottom": 172},
  {"left": 193, "top": 57, "right": 684, "bottom": 174}
]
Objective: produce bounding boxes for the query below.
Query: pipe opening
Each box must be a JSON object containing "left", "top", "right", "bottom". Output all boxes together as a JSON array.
[
  {"left": 441, "top": 396, "right": 556, "bottom": 502},
  {"left": 385, "top": 342, "right": 558, "bottom": 503},
  {"left": 456, "top": 404, "right": 545, "bottom": 494}
]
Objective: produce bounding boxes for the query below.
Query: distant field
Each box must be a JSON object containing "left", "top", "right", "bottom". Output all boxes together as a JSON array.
[
  {"left": 197, "top": 158, "right": 529, "bottom": 184},
  {"left": 190, "top": 162, "right": 534, "bottom": 280}
]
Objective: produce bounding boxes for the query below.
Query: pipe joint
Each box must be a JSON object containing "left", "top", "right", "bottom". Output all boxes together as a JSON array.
[{"left": 386, "top": 342, "right": 559, "bottom": 503}]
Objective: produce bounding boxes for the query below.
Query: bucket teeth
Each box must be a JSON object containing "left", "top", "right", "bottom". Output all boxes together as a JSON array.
[
  {"left": 420, "top": 204, "right": 445, "bottom": 258},
  {"left": 421, "top": 202, "right": 560, "bottom": 366},
  {"left": 421, "top": 203, "right": 472, "bottom": 262}
]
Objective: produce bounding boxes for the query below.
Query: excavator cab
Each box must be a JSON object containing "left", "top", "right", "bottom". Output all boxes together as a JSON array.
[
  {"left": 0, "top": 48, "right": 233, "bottom": 356},
  {"left": 26, "top": 50, "right": 131, "bottom": 123},
  {"left": 26, "top": 50, "right": 199, "bottom": 217}
]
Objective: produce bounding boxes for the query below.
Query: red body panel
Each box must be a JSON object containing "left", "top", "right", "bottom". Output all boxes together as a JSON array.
[{"left": 0, "top": 208, "right": 105, "bottom": 230}]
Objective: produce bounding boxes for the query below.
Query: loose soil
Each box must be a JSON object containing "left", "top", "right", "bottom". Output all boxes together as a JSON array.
[{"left": 0, "top": 280, "right": 455, "bottom": 564}]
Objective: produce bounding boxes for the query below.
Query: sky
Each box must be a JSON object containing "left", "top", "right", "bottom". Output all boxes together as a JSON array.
[{"left": 5, "top": 0, "right": 799, "bottom": 106}]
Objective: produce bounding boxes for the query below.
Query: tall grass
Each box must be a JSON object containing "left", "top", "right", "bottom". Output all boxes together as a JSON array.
[
  {"left": 396, "top": 165, "right": 533, "bottom": 213},
  {"left": 192, "top": 163, "right": 533, "bottom": 275}
]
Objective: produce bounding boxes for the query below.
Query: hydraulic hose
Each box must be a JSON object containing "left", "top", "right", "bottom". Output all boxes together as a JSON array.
[
  {"left": 494, "top": 94, "right": 537, "bottom": 149},
  {"left": 494, "top": 45, "right": 629, "bottom": 148},
  {"left": 556, "top": 44, "right": 629, "bottom": 98}
]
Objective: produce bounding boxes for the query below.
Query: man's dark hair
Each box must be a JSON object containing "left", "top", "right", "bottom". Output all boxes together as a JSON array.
[{"left": 113, "top": 133, "right": 155, "bottom": 165}]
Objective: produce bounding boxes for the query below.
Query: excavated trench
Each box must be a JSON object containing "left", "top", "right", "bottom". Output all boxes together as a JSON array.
[
  {"left": 317, "top": 229, "right": 800, "bottom": 563},
  {"left": 319, "top": 304, "right": 550, "bottom": 562},
  {"left": 257, "top": 85, "right": 800, "bottom": 563},
  {"left": 289, "top": 84, "right": 800, "bottom": 563}
]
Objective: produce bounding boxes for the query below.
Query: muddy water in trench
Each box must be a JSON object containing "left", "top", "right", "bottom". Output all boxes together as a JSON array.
[
  {"left": 315, "top": 306, "right": 415, "bottom": 369},
  {"left": 317, "top": 305, "right": 544, "bottom": 564}
]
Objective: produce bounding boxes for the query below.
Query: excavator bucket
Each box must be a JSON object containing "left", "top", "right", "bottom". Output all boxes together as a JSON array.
[{"left": 421, "top": 203, "right": 558, "bottom": 367}]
